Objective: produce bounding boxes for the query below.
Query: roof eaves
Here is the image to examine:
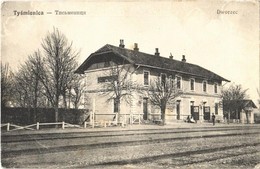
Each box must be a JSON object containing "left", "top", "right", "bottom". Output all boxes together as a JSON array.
[
  {"left": 75, "top": 47, "right": 135, "bottom": 74},
  {"left": 135, "top": 63, "right": 209, "bottom": 79},
  {"left": 194, "top": 65, "right": 230, "bottom": 82},
  {"left": 222, "top": 78, "right": 231, "bottom": 82},
  {"left": 246, "top": 100, "right": 257, "bottom": 108},
  {"left": 75, "top": 53, "right": 95, "bottom": 74},
  {"left": 75, "top": 51, "right": 113, "bottom": 74}
]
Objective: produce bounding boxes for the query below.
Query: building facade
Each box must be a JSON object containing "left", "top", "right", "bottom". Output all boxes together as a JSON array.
[
  {"left": 223, "top": 100, "right": 257, "bottom": 124},
  {"left": 76, "top": 40, "right": 230, "bottom": 124}
]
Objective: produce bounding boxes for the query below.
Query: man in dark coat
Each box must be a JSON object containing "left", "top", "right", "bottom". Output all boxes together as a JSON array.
[{"left": 212, "top": 113, "right": 216, "bottom": 126}]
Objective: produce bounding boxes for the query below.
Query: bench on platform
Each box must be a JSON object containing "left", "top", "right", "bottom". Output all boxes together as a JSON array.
[{"left": 153, "top": 119, "right": 163, "bottom": 124}]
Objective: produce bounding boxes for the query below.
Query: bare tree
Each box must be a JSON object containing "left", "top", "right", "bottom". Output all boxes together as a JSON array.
[
  {"left": 33, "top": 28, "right": 79, "bottom": 122},
  {"left": 1, "top": 63, "right": 14, "bottom": 108},
  {"left": 13, "top": 51, "right": 45, "bottom": 122},
  {"left": 221, "top": 84, "right": 248, "bottom": 123},
  {"left": 100, "top": 63, "right": 138, "bottom": 122},
  {"left": 69, "top": 74, "right": 84, "bottom": 109},
  {"left": 148, "top": 77, "right": 183, "bottom": 125}
]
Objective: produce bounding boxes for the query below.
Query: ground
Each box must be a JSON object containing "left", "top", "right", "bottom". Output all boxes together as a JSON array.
[{"left": 1, "top": 123, "right": 260, "bottom": 168}]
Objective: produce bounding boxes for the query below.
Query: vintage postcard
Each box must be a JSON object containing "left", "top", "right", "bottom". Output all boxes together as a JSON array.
[{"left": 1, "top": 0, "right": 259, "bottom": 168}]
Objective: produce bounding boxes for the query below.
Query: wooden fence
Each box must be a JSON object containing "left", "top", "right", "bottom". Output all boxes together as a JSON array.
[
  {"left": 1, "top": 122, "right": 82, "bottom": 132},
  {"left": 84, "top": 111, "right": 142, "bottom": 128},
  {"left": 1, "top": 112, "right": 143, "bottom": 132}
]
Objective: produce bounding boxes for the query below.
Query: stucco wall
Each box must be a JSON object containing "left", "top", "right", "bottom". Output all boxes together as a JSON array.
[
  {"left": 131, "top": 67, "right": 223, "bottom": 123},
  {"left": 82, "top": 65, "right": 223, "bottom": 124},
  {"left": 240, "top": 110, "right": 254, "bottom": 124}
]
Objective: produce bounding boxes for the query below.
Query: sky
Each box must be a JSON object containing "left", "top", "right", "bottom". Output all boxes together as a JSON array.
[{"left": 1, "top": 0, "right": 259, "bottom": 105}]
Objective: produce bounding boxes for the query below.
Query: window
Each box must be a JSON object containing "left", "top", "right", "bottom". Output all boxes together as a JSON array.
[
  {"left": 190, "top": 79, "right": 195, "bottom": 91},
  {"left": 176, "top": 76, "right": 181, "bottom": 89},
  {"left": 214, "top": 83, "right": 218, "bottom": 93},
  {"left": 114, "top": 99, "right": 119, "bottom": 113},
  {"left": 203, "top": 81, "right": 207, "bottom": 92},
  {"left": 215, "top": 103, "right": 218, "bottom": 115},
  {"left": 98, "top": 75, "right": 117, "bottom": 83},
  {"left": 161, "top": 73, "right": 166, "bottom": 87},
  {"left": 144, "top": 71, "right": 149, "bottom": 86}
]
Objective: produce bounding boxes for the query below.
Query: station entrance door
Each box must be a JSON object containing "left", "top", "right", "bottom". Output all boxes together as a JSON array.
[
  {"left": 191, "top": 106, "right": 199, "bottom": 120},
  {"left": 203, "top": 106, "right": 210, "bottom": 120}
]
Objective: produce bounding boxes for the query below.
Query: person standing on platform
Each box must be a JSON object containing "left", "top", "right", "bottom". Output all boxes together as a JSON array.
[{"left": 212, "top": 113, "right": 216, "bottom": 126}]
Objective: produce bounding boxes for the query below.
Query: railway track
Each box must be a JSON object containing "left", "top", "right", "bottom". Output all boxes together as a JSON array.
[
  {"left": 3, "top": 134, "right": 259, "bottom": 168},
  {"left": 2, "top": 125, "right": 260, "bottom": 143},
  {"left": 91, "top": 142, "right": 260, "bottom": 167},
  {"left": 2, "top": 129, "right": 260, "bottom": 159},
  {"left": 2, "top": 125, "right": 259, "bottom": 168}
]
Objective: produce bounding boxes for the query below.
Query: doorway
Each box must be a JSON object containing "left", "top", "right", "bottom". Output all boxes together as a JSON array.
[
  {"left": 191, "top": 106, "right": 199, "bottom": 120},
  {"left": 203, "top": 106, "right": 210, "bottom": 120},
  {"left": 176, "top": 101, "right": 180, "bottom": 120}
]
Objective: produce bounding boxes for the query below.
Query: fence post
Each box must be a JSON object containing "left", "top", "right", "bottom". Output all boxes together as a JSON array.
[
  {"left": 7, "top": 123, "right": 10, "bottom": 131},
  {"left": 116, "top": 113, "right": 118, "bottom": 125},
  {"left": 36, "top": 122, "right": 39, "bottom": 130},
  {"left": 124, "top": 114, "right": 126, "bottom": 126},
  {"left": 139, "top": 113, "right": 141, "bottom": 125},
  {"left": 92, "top": 111, "right": 95, "bottom": 128},
  {"left": 84, "top": 121, "right": 87, "bottom": 128},
  {"left": 62, "top": 121, "right": 65, "bottom": 129},
  {"left": 90, "top": 112, "right": 92, "bottom": 124}
]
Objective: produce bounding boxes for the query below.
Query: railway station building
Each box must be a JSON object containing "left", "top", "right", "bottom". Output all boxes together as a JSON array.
[{"left": 75, "top": 40, "right": 230, "bottom": 124}]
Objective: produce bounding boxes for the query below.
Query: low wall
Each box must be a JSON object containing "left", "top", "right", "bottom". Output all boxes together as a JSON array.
[{"left": 1, "top": 107, "right": 89, "bottom": 125}]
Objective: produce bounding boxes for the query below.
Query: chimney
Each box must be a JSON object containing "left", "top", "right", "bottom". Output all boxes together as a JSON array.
[
  {"left": 182, "top": 55, "right": 186, "bottom": 62},
  {"left": 169, "top": 53, "right": 173, "bottom": 59},
  {"left": 119, "top": 39, "right": 125, "bottom": 48},
  {"left": 155, "top": 48, "right": 160, "bottom": 56},
  {"left": 134, "top": 43, "right": 139, "bottom": 51}
]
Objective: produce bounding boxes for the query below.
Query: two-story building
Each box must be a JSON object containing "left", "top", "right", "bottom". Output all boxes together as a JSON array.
[{"left": 75, "top": 40, "right": 230, "bottom": 124}]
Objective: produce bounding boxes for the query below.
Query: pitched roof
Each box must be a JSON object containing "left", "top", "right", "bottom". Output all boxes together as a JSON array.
[
  {"left": 76, "top": 44, "right": 230, "bottom": 82},
  {"left": 223, "top": 100, "right": 257, "bottom": 109}
]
